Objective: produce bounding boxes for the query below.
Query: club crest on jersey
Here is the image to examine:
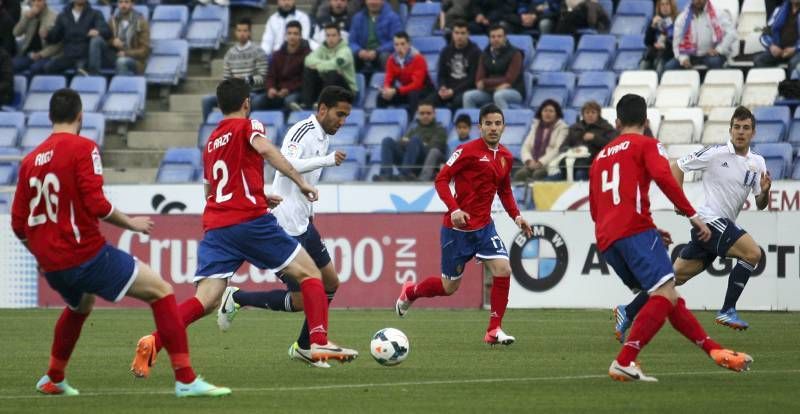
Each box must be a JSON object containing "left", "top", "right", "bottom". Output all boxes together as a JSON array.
[
  {"left": 500, "top": 157, "right": 506, "bottom": 169},
  {"left": 286, "top": 143, "right": 300, "bottom": 158},
  {"left": 446, "top": 148, "right": 462, "bottom": 166}
]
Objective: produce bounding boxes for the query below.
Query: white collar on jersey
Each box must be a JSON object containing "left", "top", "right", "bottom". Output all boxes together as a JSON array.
[
  {"left": 307, "top": 114, "right": 328, "bottom": 141},
  {"left": 726, "top": 140, "right": 751, "bottom": 158}
]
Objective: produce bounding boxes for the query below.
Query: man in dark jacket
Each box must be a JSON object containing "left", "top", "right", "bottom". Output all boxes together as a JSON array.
[
  {"left": 469, "top": 0, "right": 522, "bottom": 34},
  {"left": 559, "top": 100, "right": 615, "bottom": 180},
  {"left": 375, "top": 101, "right": 447, "bottom": 181},
  {"left": 755, "top": 0, "right": 800, "bottom": 78},
  {"left": 462, "top": 24, "right": 524, "bottom": 109},
  {"left": 44, "top": 0, "right": 111, "bottom": 74},
  {"left": 433, "top": 20, "right": 480, "bottom": 110},
  {"left": 262, "top": 21, "right": 310, "bottom": 110},
  {"left": 0, "top": 48, "right": 13, "bottom": 106}
]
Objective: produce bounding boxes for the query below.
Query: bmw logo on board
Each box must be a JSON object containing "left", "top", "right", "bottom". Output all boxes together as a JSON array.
[{"left": 509, "top": 225, "right": 569, "bottom": 292}]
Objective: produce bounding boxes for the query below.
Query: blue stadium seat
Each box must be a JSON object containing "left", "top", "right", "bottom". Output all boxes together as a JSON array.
[
  {"left": 363, "top": 72, "right": 385, "bottom": 110},
  {"left": 412, "top": 36, "right": 447, "bottom": 71},
  {"left": 469, "top": 35, "right": 488, "bottom": 51},
  {"left": 146, "top": 39, "right": 189, "bottom": 85},
  {"left": 410, "top": 2, "right": 441, "bottom": 16},
  {"left": 505, "top": 144, "right": 523, "bottom": 161},
  {"left": 228, "top": 0, "right": 266, "bottom": 8},
  {"left": 70, "top": 76, "right": 107, "bottom": 112},
  {"left": 789, "top": 107, "right": 800, "bottom": 148},
  {"left": 21, "top": 112, "right": 52, "bottom": 151},
  {"left": 753, "top": 143, "right": 793, "bottom": 179},
  {"left": 150, "top": 5, "right": 189, "bottom": 41},
  {"left": 0, "top": 112, "right": 25, "bottom": 148},
  {"left": 250, "top": 111, "right": 286, "bottom": 145},
  {"left": 530, "top": 35, "right": 574, "bottom": 73},
  {"left": 405, "top": 15, "right": 436, "bottom": 37},
  {"left": 287, "top": 110, "right": 313, "bottom": 126},
  {"left": 95, "top": 4, "right": 111, "bottom": 21},
  {"left": 508, "top": 35, "right": 535, "bottom": 68},
  {"left": 156, "top": 147, "right": 201, "bottom": 183},
  {"left": 81, "top": 113, "right": 106, "bottom": 147},
  {"left": 131, "top": 5, "right": 151, "bottom": 21},
  {"left": 435, "top": 108, "right": 452, "bottom": 128},
  {"left": 0, "top": 160, "right": 18, "bottom": 185},
  {"left": 792, "top": 158, "right": 800, "bottom": 179},
  {"left": 611, "top": 0, "right": 652, "bottom": 36},
  {"left": 321, "top": 161, "right": 362, "bottom": 182},
  {"left": 562, "top": 108, "right": 579, "bottom": 125},
  {"left": 23, "top": 76, "right": 66, "bottom": 113},
  {"left": 103, "top": 76, "right": 146, "bottom": 122},
  {"left": 613, "top": 34, "right": 646, "bottom": 72},
  {"left": 332, "top": 126, "right": 361, "bottom": 145},
  {"left": 571, "top": 35, "right": 616, "bottom": 72},
  {"left": 502, "top": 109, "right": 534, "bottom": 146},
  {"left": 206, "top": 111, "right": 224, "bottom": 125},
  {"left": 8, "top": 76, "right": 27, "bottom": 110},
  {"left": 570, "top": 71, "right": 616, "bottom": 109},
  {"left": 598, "top": 0, "right": 614, "bottom": 16},
  {"left": 187, "top": 5, "right": 229, "bottom": 49},
  {"left": 530, "top": 72, "right": 576, "bottom": 108},
  {"left": 753, "top": 106, "right": 790, "bottom": 143},
  {"left": 331, "top": 145, "right": 367, "bottom": 165},
  {"left": 355, "top": 73, "right": 366, "bottom": 107},
  {"left": 0, "top": 192, "right": 9, "bottom": 213},
  {"left": 363, "top": 109, "right": 408, "bottom": 146}
]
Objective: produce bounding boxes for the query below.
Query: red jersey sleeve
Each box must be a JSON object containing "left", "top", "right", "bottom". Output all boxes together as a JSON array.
[
  {"left": 75, "top": 144, "right": 114, "bottom": 219},
  {"left": 642, "top": 139, "right": 696, "bottom": 218},
  {"left": 434, "top": 146, "right": 470, "bottom": 212},
  {"left": 10, "top": 163, "right": 30, "bottom": 240},
  {"left": 497, "top": 154, "right": 520, "bottom": 220}
]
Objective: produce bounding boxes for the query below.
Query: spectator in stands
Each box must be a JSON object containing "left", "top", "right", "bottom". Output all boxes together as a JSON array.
[
  {"left": 0, "top": 0, "right": 17, "bottom": 56},
  {"left": 310, "top": 0, "right": 353, "bottom": 48},
  {"left": 514, "top": 99, "right": 568, "bottom": 182},
  {"left": 374, "top": 101, "right": 447, "bottom": 182},
  {"left": 555, "top": 0, "right": 611, "bottom": 34},
  {"left": 453, "top": 113, "right": 472, "bottom": 143},
  {"left": 558, "top": 100, "right": 615, "bottom": 180},
  {"left": 440, "top": 0, "right": 473, "bottom": 31},
  {"left": 755, "top": 0, "right": 800, "bottom": 77},
  {"left": 378, "top": 31, "right": 430, "bottom": 117},
  {"left": 349, "top": 0, "right": 402, "bottom": 73},
  {"left": 44, "top": 0, "right": 111, "bottom": 74},
  {"left": 665, "top": 0, "right": 736, "bottom": 71},
  {"left": 201, "top": 18, "right": 268, "bottom": 121},
  {"left": 642, "top": 0, "right": 678, "bottom": 74},
  {"left": 91, "top": 0, "right": 149, "bottom": 75},
  {"left": 519, "top": 0, "right": 560, "bottom": 34},
  {"left": 0, "top": 48, "right": 12, "bottom": 106},
  {"left": 298, "top": 23, "right": 357, "bottom": 110},
  {"left": 311, "top": 0, "right": 363, "bottom": 23},
  {"left": 197, "top": 0, "right": 230, "bottom": 6},
  {"left": 469, "top": 0, "right": 524, "bottom": 34},
  {"left": 261, "top": 0, "right": 311, "bottom": 55},
  {"left": 12, "top": 0, "right": 61, "bottom": 75},
  {"left": 262, "top": 21, "right": 310, "bottom": 111},
  {"left": 433, "top": 20, "right": 480, "bottom": 110},
  {"left": 2, "top": 0, "right": 19, "bottom": 24},
  {"left": 462, "top": 24, "right": 524, "bottom": 109}
]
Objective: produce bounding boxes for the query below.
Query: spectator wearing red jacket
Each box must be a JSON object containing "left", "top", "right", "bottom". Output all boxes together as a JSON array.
[{"left": 378, "top": 31, "right": 431, "bottom": 117}]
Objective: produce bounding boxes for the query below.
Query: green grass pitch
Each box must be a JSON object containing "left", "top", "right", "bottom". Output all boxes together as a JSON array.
[{"left": 1, "top": 308, "right": 799, "bottom": 413}]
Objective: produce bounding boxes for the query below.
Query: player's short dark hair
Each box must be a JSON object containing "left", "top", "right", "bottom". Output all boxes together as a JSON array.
[
  {"left": 286, "top": 20, "right": 302, "bottom": 32},
  {"left": 488, "top": 24, "right": 505, "bottom": 34},
  {"left": 535, "top": 99, "right": 563, "bottom": 121},
  {"left": 49, "top": 88, "right": 82, "bottom": 124},
  {"left": 452, "top": 20, "right": 469, "bottom": 30},
  {"left": 318, "top": 85, "right": 354, "bottom": 108},
  {"left": 394, "top": 31, "right": 410, "bottom": 42},
  {"left": 237, "top": 17, "right": 252, "bottom": 28},
  {"left": 616, "top": 94, "right": 647, "bottom": 128},
  {"left": 323, "top": 22, "right": 340, "bottom": 32},
  {"left": 455, "top": 114, "right": 472, "bottom": 126},
  {"left": 479, "top": 103, "right": 504, "bottom": 124},
  {"left": 730, "top": 106, "right": 756, "bottom": 129},
  {"left": 216, "top": 78, "right": 250, "bottom": 115}
]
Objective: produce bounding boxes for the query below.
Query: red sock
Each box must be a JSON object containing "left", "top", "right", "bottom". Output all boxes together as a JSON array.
[
  {"left": 47, "top": 308, "right": 89, "bottom": 383},
  {"left": 150, "top": 294, "right": 196, "bottom": 384},
  {"left": 617, "top": 295, "right": 673, "bottom": 366},
  {"left": 406, "top": 277, "right": 446, "bottom": 301},
  {"left": 300, "top": 278, "right": 328, "bottom": 345},
  {"left": 487, "top": 276, "right": 510, "bottom": 332},
  {"left": 153, "top": 297, "right": 205, "bottom": 352},
  {"left": 668, "top": 298, "right": 722, "bottom": 355}
]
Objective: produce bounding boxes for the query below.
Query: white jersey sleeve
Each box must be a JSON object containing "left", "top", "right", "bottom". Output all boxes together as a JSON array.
[
  {"left": 750, "top": 154, "right": 768, "bottom": 197},
  {"left": 280, "top": 122, "right": 336, "bottom": 174},
  {"left": 677, "top": 145, "right": 721, "bottom": 173}
]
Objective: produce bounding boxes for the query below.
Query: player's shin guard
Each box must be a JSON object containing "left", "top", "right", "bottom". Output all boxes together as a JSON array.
[
  {"left": 300, "top": 278, "right": 329, "bottom": 345},
  {"left": 722, "top": 259, "right": 755, "bottom": 312},
  {"left": 233, "top": 289, "right": 294, "bottom": 311},
  {"left": 406, "top": 277, "right": 447, "bottom": 301},
  {"left": 47, "top": 308, "right": 89, "bottom": 383},
  {"left": 150, "top": 294, "right": 196, "bottom": 384},
  {"left": 487, "top": 276, "right": 510, "bottom": 332},
  {"left": 154, "top": 297, "right": 205, "bottom": 352},
  {"left": 668, "top": 298, "right": 722, "bottom": 355},
  {"left": 297, "top": 291, "right": 335, "bottom": 349},
  {"left": 616, "top": 295, "right": 673, "bottom": 366}
]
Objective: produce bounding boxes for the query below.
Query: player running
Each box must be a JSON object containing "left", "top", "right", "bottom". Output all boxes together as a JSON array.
[
  {"left": 591, "top": 94, "right": 752, "bottom": 382},
  {"left": 216, "top": 86, "right": 353, "bottom": 368},
  {"left": 131, "top": 79, "right": 357, "bottom": 378},
  {"left": 10, "top": 89, "right": 230, "bottom": 397},
  {"left": 394, "top": 104, "right": 532, "bottom": 345},
  {"left": 613, "top": 106, "right": 770, "bottom": 340}
]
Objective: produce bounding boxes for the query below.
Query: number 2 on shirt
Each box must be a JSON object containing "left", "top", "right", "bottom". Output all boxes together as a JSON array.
[{"left": 601, "top": 162, "right": 620, "bottom": 205}]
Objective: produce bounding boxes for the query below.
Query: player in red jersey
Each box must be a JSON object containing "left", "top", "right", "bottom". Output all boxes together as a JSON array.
[
  {"left": 131, "top": 78, "right": 357, "bottom": 378},
  {"left": 10, "top": 89, "right": 229, "bottom": 397},
  {"left": 590, "top": 94, "right": 753, "bottom": 382},
  {"left": 395, "top": 104, "right": 532, "bottom": 344}
]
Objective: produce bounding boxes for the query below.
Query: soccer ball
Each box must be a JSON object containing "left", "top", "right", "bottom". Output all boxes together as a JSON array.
[{"left": 370, "top": 328, "right": 410, "bottom": 366}]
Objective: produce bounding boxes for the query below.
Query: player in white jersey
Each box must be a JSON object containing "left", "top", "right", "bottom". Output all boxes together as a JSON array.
[
  {"left": 614, "top": 106, "right": 771, "bottom": 340},
  {"left": 216, "top": 86, "right": 353, "bottom": 368}
]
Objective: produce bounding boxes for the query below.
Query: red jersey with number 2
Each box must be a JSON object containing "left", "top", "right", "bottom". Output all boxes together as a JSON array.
[
  {"left": 589, "top": 133, "right": 697, "bottom": 252},
  {"left": 202, "top": 118, "right": 270, "bottom": 232},
  {"left": 11, "top": 133, "right": 114, "bottom": 272}
]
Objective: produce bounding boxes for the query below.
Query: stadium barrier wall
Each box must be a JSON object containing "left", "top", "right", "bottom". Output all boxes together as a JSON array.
[
  {"left": 0, "top": 213, "right": 481, "bottom": 309},
  {"left": 494, "top": 211, "right": 800, "bottom": 311}
]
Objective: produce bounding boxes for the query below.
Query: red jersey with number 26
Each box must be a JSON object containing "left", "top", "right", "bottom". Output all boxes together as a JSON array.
[
  {"left": 202, "top": 118, "right": 270, "bottom": 231},
  {"left": 11, "top": 133, "right": 114, "bottom": 272},
  {"left": 589, "top": 133, "right": 697, "bottom": 252}
]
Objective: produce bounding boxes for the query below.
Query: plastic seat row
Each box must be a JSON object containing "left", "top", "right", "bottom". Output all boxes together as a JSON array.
[{"left": 0, "top": 111, "right": 106, "bottom": 150}]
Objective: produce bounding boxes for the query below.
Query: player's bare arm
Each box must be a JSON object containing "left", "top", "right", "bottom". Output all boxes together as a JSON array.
[
  {"left": 670, "top": 160, "right": 686, "bottom": 216},
  {"left": 515, "top": 216, "right": 533, "bottom": 237},
  {"left": 252, "top": 136, "right": 318, "bottom": 202},
  {"left": 266, "top": 194, "right": 283, "bottom": 208},
  {"left": 104, "top": 209, "right": 154, "bottom": 234},
  {"left": 451, "top": 209, "right": 470, "bottom": 228},
  {"left": 756, "top": 171, "right": 771, "bottom": 210}
]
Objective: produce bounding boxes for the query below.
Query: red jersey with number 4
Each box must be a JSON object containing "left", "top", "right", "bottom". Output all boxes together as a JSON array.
[
  {"left": 203, "top": 117, "right": 270, "bottom": 231},
  {"left": 589, "top": 133, "right": 697, "bottom": 252},
  {"left": 434, "top": 138, "right": 520, "bottom": 231},
  {"left": 11, "top": 133, "right": 114, "bottom": 272}
]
